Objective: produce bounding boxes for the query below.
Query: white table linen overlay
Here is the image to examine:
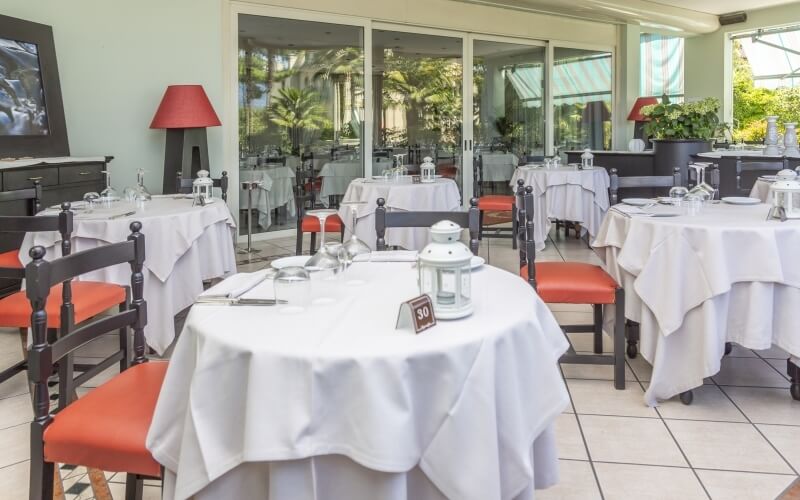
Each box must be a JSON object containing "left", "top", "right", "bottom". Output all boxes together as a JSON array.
[
  {"left": 511, "top": 167, "right": 610, "bottom": 250},
  {"left": 749, "top": 178, "right": 772, "bottom": 202},
  {"left": 147, "top": 263, "right": 569, "bottom": 500},
  {"left": 19, "top": 197, "right": 237, "bottom": 353},
  {"left": 338, "top": 178, "right": 462, "bottom": 251},
  {"left": 319, "top": 160, "right": 363, "bottom": 205},
  {"left": 593, "top": 203, "right": 800, "bottom": 405},
  {"left": 239, "top": 166, "right": 297, "bottom": 229}
]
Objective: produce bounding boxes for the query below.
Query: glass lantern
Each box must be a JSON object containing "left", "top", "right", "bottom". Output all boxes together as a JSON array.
[
  {"left": 192, "top": 170, "right": 214, "bottom": 204},
  {"left": 581, "top": 148, "right": 594, "bottom": 169},
  {"left": 420, "top": 156, "right": 436, "bottom": 183},
  {"left": 417, "top": 220, "right": 473, "bottom": 319},
  {"left": 771, "top": 179, "right": 800, "bottom": 219}
]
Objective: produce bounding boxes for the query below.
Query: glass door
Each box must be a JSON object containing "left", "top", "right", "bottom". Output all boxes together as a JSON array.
[
  {"left": 371, "top": 27, "right": 464, "bottom": 191},
  {"left": 470, "top": 37, "right": 546, "bottom": 195}
]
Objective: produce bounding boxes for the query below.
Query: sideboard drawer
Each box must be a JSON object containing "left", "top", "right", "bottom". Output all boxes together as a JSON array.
[
  {"left": 59, "top": 163, "right": 104, "bottom": 184},
  {"left": 3, "top": 167, "right": 59, "bottom": 190}
]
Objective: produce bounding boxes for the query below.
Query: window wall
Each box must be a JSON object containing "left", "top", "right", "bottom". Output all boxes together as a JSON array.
[
  {"left": 553, "top": 47, "right": 613, "bottom": 152},
  {"left": 238, "top": 15, "right": 364, "bottom": 235}
]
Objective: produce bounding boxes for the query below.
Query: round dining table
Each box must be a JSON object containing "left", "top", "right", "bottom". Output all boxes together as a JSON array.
[
  {"left": 146, "top": 261, "right": 570, "bottom": 500},
  {"left": 337, "top": 177, "right": 462, "bottom": 251},
  {"left": 18, "top": 196, "right": 237, "bottom": 354},
  {"left": 593, "top": 201, "right": 800, "bottom": 405},
  {"left": 510, "top": 165, "right": 610, "bottom": 250}
]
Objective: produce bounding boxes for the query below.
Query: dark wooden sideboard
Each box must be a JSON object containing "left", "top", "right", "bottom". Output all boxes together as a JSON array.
[{"left": 0, "top": 156, "right": 111, "bottom": 295}]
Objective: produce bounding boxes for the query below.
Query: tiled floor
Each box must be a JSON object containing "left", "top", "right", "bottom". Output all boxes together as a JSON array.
[{"left": 0, "top": 228, "right": 798, "bottom": 499}]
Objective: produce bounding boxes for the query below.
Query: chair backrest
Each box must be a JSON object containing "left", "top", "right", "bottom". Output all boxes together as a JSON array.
[
  {"left": 0, "top": 180, "right": 42, "bottom": 210},
  {"left": 0, "top": 202, "right": 73, "bottom": 280},
  {"left": 175, "top": 171, "right": 229, "bottom": 201},
  {"left": 26, "top": 221, "right": 146, "bottom": 421},
  {"left": 293, "top": 167, "right": 316, "bottom": 218},
  {"left": 473, "top": 155, "right": 484, "bottom": 198},
  {"left": 609, "top": 167, "right": 681, "bottom": 204},
  {"left": 375, "top": 197, "right": 480, "bottom": 255},
  {"left": 517, "top": 184, "right": 537, "bottom": 290},
  {"left": 735, "top": 158, "right": 788, "bottom": 193}
]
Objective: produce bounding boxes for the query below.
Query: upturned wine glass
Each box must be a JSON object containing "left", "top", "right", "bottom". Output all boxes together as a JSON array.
[{"left": 305, "top": 208, "right": 340, "bottom": 269}]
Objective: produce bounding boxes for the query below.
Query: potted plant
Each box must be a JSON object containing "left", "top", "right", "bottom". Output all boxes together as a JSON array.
[{"left": 641, "top": 96, "right": 720, "bottom": 181}]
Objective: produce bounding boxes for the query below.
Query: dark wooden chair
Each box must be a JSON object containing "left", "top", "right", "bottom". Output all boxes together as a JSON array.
[
  {"left": 609, "top": 167, "right": 682, "bottom": 204},
  {"left": 375, "top": 197, "right": 480, "bottom": 255},
  {"left": 0, "top": 180, "right": 42, "bottom": 278},
  {"left": 175, "top": 171, "right": 229, "bottom": 202},
  {"left": 294, "top": 169, "right": 344, "bottom": 255},
  {"left": 26, "top": 221, "right": 166, "bottom": 500},
  {"left": 518, "top": 183, "right": 626, "bottom": 390},
  {"left": 735, "top": 158, "right": 788, "bottom": 195},
  {"left": 473, "top": 155, "right": 517, "bottom": 249},
  {"left": 261, "top": 156, "right": 286, "bottom": 166}
]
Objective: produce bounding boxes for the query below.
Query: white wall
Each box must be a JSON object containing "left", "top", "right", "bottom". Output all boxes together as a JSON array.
[
  {"left": 685, "top": 3, "right": 800, "bottom": 122},
  {"left": 1, "top": 0, "right": 225, "bottom": 192}
]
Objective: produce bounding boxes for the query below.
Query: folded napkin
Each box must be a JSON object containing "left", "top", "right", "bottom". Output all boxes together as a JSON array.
[
  {"left": 611, "top": 204, "right": 647, "bottom": 216},
  {"left": 353, "top": 250, "right": 419, "bottom": 263},
  {"left": 198, "top": 270, "right": 272, "bottom": 301}
]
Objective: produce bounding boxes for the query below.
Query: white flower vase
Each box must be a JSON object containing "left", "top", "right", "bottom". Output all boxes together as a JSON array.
[
  {"left": 784, "top": 123, "right": 800, "bottom": 158},
  {"left": 764, "top": 116, "right": 781, "bottom": 156}
]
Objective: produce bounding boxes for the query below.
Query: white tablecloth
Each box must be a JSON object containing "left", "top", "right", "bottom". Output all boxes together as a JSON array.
[
  {"left": 511, "top": 167, "right": 610, "bottom": 251},
  {"left": 337, "top": 178, "right": 462, "bottom": 251},
  {"left": 481, "top": 153, "right": 519, "bottom": 182},
  {"left": 147, "top": 262, "right": 569, "bottom": 500},
  {"left": 239, "top": 166, "right": 297, "bottom": 229},
  {"left": 749, "top": 178, "right": 772, "bottom": 202},
  {"left": 19, "top": 197, "right": 237, "bottom": 354},
  {"left": 319, "top": 160, "right": 362, "bottom": 205},
  {"left": 593, "top": 203, "right": 800, "bottom": 405}
]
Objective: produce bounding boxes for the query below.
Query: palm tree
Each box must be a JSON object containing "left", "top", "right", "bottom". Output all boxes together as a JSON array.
[{"left": 268, "top": 87, "right": 330, "bottom": 150}]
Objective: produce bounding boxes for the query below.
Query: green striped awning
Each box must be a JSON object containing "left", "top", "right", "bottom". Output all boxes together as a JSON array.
[{"left": 640, "top": 34, "right": 684, "bottom": 97}]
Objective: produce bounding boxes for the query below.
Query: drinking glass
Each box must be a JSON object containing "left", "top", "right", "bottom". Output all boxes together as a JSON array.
[
  {"left": 684, "top": 193, "right": 703, "bottom": 216},
  {"left": 123, "top": 187, "right": 137, "bottom": 202},
  {"left": 308, "top": 242, "right": 345, "bottom": 305},
  {"left": 83, "top": 192, "right": 100, "bottom": 213},
  {"left": 305, "top": 208, "right": 340, "bottom": 269},
  {"left": 544, "top": 158, "right": 552, "bottom": 169},
  {"left": 273, "top": 266, "right": 311, "bottom": 313},
  {"left": 340, "top": 202, "right": 371, "bottom": 267},
  {"left": 668, "top": 186, "right": 689, "bottom": 206},
  {"left": 135, "top": 169, "right": 152, "bottom": 202}
]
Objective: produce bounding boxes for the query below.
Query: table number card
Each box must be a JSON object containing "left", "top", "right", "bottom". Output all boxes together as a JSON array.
[{"left": 396, "top": 294, "right": 436, "bottom": 334}]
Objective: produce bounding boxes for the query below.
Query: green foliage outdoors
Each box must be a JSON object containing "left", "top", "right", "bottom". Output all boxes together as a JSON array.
[
  {"left": 641, "top": 96, "right": 721, "bottom": 140},
  {"left": 733, "top": 40, "right": 800, "bottom": 142}
]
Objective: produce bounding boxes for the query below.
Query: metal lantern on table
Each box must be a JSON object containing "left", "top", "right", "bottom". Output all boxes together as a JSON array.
[
  {"left": 581, "top": 148, "right": 594, "bottom": 169},
  {"left": 417, "top": 220, "right": 473, "bottom": 319},
  {"left": 770, "top": 179, "right": 800, "bottom": 219},
  {"left": 192, "top": 170, "right": 214, "bottom": 203},
  {"left": 420, "top": 156, "right": 436, "bottom": 183}
]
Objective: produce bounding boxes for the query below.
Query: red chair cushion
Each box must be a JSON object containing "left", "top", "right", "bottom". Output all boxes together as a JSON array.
[
  {"left": 301, "top": 214, "right": 343, "bottom": 233},
  {"left": 478, "top": 195, "right": 514, "bottom": 212},
  {"left": 44, "top": 361, "right": 167, "bottom": 477},
  {"left": 304, "top": 180, "right": 322, "bottom": 192},
  {"left": 0, "top": 281, "right": 127, "bottom": 328},
  {"left": 0, "top": 249, "right": 22, "bottom": 269},
  {"left": 521, "top": 262, "right": 618, "bottom": 305}
]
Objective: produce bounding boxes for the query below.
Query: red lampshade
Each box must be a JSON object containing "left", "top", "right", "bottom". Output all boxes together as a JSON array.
[
  {"left": 627, "top": 96, "right": 659, "bottom": 121},
  {"left": 150, "top": 85, "right": 221, "bottom": 129}
]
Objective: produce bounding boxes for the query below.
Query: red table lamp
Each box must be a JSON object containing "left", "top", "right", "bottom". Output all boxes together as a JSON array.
[
  {"left": 150, "top": 85, "right": 221, "bottom": 193},
  {"left": 627, "top": 96, "right": 659, "bottom": 142}
]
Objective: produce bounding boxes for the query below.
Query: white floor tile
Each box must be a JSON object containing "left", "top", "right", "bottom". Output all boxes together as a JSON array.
[
  {"left": 0, "top": 394, "right": 32, "bottom": 430},
  {"left": 0, "top": 424, "right": 30, "bottom": 469},
  {"left": 594, "top": 462, "right": 707, "bottom": 500},
  {"left": 626, "top": 356, "right": 652, "bottom": 383},
  {"left": 0, "top": 459, "right": 29, "bottom": 500},
  {"left": 723, "top": 386, "right": 799, "bottom": 425},
  {"left": 554, "top": 413, "right": 588, "bottom": 461},
  {"left": 560, "top": 362, "right": 636, "bottom": 382},
  {"left": 657, "top": 385, "right": 746, "bottom": 423},
  {"left": 757, "top": 424, "right": 800, "bottom": 472},
  {"left": 695, "top": 469, "right": 796, "bottom": 500},
  {"left": 536, "top": 460, "right": 601, "bottom": 500},
  {"left": 567, "top": 379, "right": 657, "bottom": 418},
  {"left": 665, "top": 420, "right": 793, "bottom": 474},
  {"left": 712, "top": 357, "right": 789, "bottom": 388},
  {"left": 580, "top": 415, "right": 688, "bottom": 467}
]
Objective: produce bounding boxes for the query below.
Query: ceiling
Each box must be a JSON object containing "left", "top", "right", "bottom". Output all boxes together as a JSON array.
[{"left": 455, "top": 0, "right": 798, "bottom": 34}]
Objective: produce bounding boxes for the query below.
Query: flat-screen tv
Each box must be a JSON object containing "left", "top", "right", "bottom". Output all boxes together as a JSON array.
[{"left": 0, "top": 15, "right": 68, "bottom": 157}]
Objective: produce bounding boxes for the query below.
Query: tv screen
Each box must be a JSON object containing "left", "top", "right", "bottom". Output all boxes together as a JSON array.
[{"left": 0, "top": 37, "right": 49, "bottom": 136}]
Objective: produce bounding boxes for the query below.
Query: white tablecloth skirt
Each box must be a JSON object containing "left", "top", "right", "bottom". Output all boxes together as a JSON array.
[
  {"left": 240, "top": 168, "right": 297, "bottom": 228},
  {"left": 749, "top": 178, "right": 772, "bottom": 202},
  {"left": 481, "top": 154, "right": 519, "bottom": 182}
]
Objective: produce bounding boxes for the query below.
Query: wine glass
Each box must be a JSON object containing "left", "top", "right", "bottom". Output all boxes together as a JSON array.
[
  {"left": 688, "top": 163, "right": 715, "bottom": 201},
  {"left": 668, "top": 186, "right": 689, "bottom": 206},
  {"left": 340, "top": 201, "right": 371, "bottom": 266},
  {"left": 99, "top": 171, "right": 120, "bottom": 205},
  {"left": 83, "top": 192, "right": 100, "bottom": 213},
  {"left": 273, "top": 266, "right": 311, "bottom": 313},
  {"left": 135, "top": 169, "right": 152, "bottom": 202},
  {"left": 305, "top": 208, "right": 340, "bottom": 267}
]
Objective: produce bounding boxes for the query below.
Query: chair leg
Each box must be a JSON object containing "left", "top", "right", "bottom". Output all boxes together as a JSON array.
[
  {"left": 593, "top": 304, "right": 603, "bottom": 354},
  {"left": 625, "top": 320, "right": 639, "bottom": 359},
  {"left": 125, "top": 473, "right": 143, "bottom": 500},
  {"left": 295, "top": 228, "right": 303, "bottom": 256},
  {"left": 613, "top": 289, "right": 626, "bottom": 390},
  {"left": 309, "top": 232, "right": 317, "bottom": 255},
  {"left": 53, "top": 467, "right": 65, "bottom": 500},
  {"left": 511, "top": 206, "right": 518, "bottom": 250},
  {"left": 88, "top": 467, "right": 113, "bottom": 500},
  {"left": 478, "top": 211, "right": 484, "bottom": 240}
]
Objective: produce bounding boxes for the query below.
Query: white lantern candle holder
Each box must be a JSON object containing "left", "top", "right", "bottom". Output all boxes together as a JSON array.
[
  {"left": 420, "top": 156, "right": 436, "bottom": 183},
  {"left": 418, "top": 220, "right": 473, "bottom": 319},
  {"left": 770, "top": 179, "right": 800, "bottom": 219},
  {"left": 581, "top": 148, "right": 594, "bottom": 169},
  {"left": 192, "top": 170, "right": 215, "bottom": 204}
]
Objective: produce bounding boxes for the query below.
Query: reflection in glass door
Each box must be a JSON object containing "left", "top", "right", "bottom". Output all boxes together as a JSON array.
[
  {"left": 472, "top": 39, "right": 545, "bottom": 195},
  {"left": 238, "top": 15, "right": 364, "bottom": 236},
  {"left": 372, "top": 29, "right": 463, "bottom": 189}
]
